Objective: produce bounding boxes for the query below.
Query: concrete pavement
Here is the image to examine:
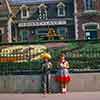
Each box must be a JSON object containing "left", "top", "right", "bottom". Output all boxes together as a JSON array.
[{"left": 0, "top": 92, "right": 100, "bottom": 100}]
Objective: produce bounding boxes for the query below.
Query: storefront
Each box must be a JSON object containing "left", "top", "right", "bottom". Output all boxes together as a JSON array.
[{"left": 18, "top": 19, "right": 68, "bottom": 41}]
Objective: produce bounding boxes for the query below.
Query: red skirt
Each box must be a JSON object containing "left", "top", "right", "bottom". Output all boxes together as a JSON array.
[{"left": 54, "top": 75, "right": 71, "bottom": 84}]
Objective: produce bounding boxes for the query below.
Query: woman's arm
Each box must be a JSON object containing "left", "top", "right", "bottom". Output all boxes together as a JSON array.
[{"left": 64, "top": 61, "right": 69, "bottom": 69}]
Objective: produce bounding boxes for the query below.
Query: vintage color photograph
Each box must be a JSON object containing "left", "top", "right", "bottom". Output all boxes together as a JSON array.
[{"left": 0, "top": 0, "right": 100, "bottom": 100}]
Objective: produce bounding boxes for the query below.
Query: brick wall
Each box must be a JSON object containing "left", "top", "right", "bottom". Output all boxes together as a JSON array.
[{"left": 76, "top": 0, "right": 100, "bottom": 40}]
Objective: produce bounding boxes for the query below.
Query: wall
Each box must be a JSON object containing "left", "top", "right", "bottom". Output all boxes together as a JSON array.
[
  {"left": 0, "top": 73, "right": 100, "bottom": 93},
  {"left": 76, "top": 0, "right": 100, "bottom": 40}
]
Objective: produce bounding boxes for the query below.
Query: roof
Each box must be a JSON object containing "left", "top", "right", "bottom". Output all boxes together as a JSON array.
[
  {"left": 8, "top": 0, "right": 69, "bottom": 16},
  {"left": 9, "top": 0, "right": 60, "bottom": 5},
  {"left": 0, "top": 0, "right": 9, "bottom": 18},
  {"left": 10, "top": 5, "right": 37, "bottom": 16},
  {"left": 0, "top": 0, "right": 9, "bottom": 12}
]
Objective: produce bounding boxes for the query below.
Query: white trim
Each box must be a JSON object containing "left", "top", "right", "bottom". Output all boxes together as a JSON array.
[
  {"left": 18, "top": 20, "right": 67, "bottom": 27},
  {"left": 84, "top": 10, "right": 97, "bottom": 13},
  {"left": 5, "top": 0, "right": 12, "bottom": 14},
  {"left": 74, "top": 0, "right": 78, "bottom": 40},
  {"left": 7, "top": 18, "right": 12, "bottom": 43},
  {"left": 20, "top": 5, "right": 29, "bottom": 19},
  {"left": 82, "top": 22, "right": 99, "bottom": 31},
  {"left": 57, "top": 6, "right": 65, "bottom": 17},
  {"left": 57, "top": 2, "right": 65, "bottom": 7},
  {"left": 38, "top": 3, "right": 47, "bottom": 8},
  {"left": 20, "top": 4, "right": 28, "bottom": 9},
  {"left": 0, "top": 28, "right": 4, "bottom": 34},
  {"left": 6, "top": 0, "right": 13, "bottom": 43},
  {"left": 38, "top": 4, "right": 47, "bottom": 20},
  {"left": 57, "top": 2, "right": 65, "bottom": 17}
]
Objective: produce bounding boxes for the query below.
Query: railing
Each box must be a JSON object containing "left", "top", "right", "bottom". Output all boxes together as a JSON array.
[{"left": 0, "top": 39, "right": 100, "bottom": 74}]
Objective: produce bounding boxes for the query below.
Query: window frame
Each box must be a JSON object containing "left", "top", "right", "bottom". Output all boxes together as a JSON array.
[
  {"left": 38, "top": 4, "right": 47, "bottom": 20},
  {"left": 84, "top": 0, "right": 95, "bottom": 11},
  {"left": 83, "top": 24, "right": 98, "bottom": 40},
  {"left": 20, "top": 30, "right": 29, "bottom": 42},
  {"left": 0, "top": 28, "right": 4, "bottom": 42},
  {"left": 57, "top": 2, "right": 66, "bottom": 17},
  {"left": 20, "top": 5, "right": 29, "bottom": 19}
]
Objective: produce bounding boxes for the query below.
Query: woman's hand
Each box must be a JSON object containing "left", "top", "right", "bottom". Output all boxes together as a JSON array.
[{"left": 64, "top": 61, "right": 69, "bottom": 68}]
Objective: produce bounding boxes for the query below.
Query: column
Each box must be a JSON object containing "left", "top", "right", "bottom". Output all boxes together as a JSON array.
[{"left": 7, "top": 18, "right": 12, "bottom": 43}]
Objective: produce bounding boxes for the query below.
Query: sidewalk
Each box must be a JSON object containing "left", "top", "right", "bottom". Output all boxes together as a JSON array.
[{"left": 0, "top": 92, "right": 100, "bottom": 100}]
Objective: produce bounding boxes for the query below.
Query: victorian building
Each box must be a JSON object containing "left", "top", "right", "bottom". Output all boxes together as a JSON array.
[
  {"left": 8, "top": 0, "right": 74, "bottom": 42},
  {"left": 0, "top": 0, "right": 11, "bottom": 43},
  {"left": 74, "top": 0, "right": 100, "bottom": 40},
  {"left": 0, "top": 0, "right": 100, "bottom": 43}
]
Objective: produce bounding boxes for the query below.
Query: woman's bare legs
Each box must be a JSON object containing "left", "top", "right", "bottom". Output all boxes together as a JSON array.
[{"left": 61, "top": 83, "right": 69, "bottom": 93}]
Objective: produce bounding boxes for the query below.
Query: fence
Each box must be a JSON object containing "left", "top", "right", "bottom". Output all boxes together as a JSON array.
[
  {"left": 0, "top": 40, "right": 100, "bottom": 92},
  {"left": 0, "top": 40, "right": 100, "bottom": 75}
]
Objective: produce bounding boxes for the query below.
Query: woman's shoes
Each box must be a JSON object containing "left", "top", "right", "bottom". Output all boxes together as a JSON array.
[{"left": 62, "top": 88, "right": 68, "bottom": 94}]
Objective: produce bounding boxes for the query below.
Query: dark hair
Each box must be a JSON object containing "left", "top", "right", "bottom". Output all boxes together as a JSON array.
[{"left": 60, "top": 53, "right": 65, "bottom": 58}]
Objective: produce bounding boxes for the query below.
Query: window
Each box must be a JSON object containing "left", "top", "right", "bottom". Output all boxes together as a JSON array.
[
  {"left": 57, "top": 27, "right": 66, "bottom": 39},
  {"left": 21, "top": 5, "right": 29, "bottom": 19},
  {"left": 84, "top": 25, "right": 97, "bottom": 40},
  {"left": 0, "top": 30, "right": 2, "bottom": 42},
  {"left": 38, "top": 4, "right": 47, "bottom": 20},
  {"left": 0, "top": 1, "right": 2, "bottom": 6},
  {"left": 36, "top": 28, "right": 48, "bottom": 35},
  {"left": 57, "top": 2, "right": 65, "bottom": 17},
  {"left": 20, "top": 31, "right": 29, "bottom": 42},
  {"left": 84, "top": 0, "right": 95, "bottom": 10},
  {"left": 22, "top": 9, "right": 27, "bottom": 17},
  {"left": 57, "top": 27, "right": 66, "bottom": 35}
]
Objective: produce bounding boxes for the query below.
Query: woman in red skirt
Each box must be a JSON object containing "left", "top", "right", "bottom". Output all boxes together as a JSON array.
[{"left": 54, "top": 53, "right": 71, "bottom": 93}]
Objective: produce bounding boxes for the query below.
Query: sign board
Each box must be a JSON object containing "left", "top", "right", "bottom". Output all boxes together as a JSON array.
[{"left": 18, "top": 20, "right": 67, "bottom": 27}]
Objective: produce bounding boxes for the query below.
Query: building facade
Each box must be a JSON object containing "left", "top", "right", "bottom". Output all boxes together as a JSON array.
[
  {"left": 1, "top": 0, "right": 100, "bottom": 43},
  {"left": 0, "top": 0, "right": 10, "bottom": 43},
  {"left": 8, "top": 0, "right": 74, "bottom": 42},
  {"left": 75, "top": 0, "right": 100, "bottom": 40}
]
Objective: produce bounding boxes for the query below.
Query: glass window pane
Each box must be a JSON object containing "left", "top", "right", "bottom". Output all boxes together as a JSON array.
[
  {"left": 84, "top": 0, "right": 95, "bottom": 10},
  {"left": 23, "top": 9, "right": 27, "bottom": 16},
  {"left": 59, "top": 7, "right": 64, "bottom": 15}
]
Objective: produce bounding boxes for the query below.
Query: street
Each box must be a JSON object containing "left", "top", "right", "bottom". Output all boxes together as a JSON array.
[{"left": 0, "top": 92, "right": 100, "bottom": 100}]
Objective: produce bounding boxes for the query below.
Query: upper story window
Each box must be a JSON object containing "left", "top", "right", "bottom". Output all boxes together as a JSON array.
[
  {"left": 0, "top": 28, "right": 3, "bottom": 42},
  {"left": 82, "top": 23, "right": 99, "bottom": 40},
  {"left": 57, "top": 2, "right": 65, "bottom": 17},
  {"left": 0, "top": 2, "right": 1, "bottom": 5},
  {"left": 84, "top": 0, "right": 95, "bottom": 11},
  {"left": 38, "top": 4, "right": 47, "bottom": 20},
  {"left": 20, "top": 5, "right": 29, "bottom": 19},
  {"left": 0, "top": 1, "right": 2, "bottom": 7}
]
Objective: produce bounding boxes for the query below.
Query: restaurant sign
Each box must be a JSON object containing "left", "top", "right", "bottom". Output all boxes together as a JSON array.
[{"left": 18, "top": 20, "right": 66, "bottom": 27}]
